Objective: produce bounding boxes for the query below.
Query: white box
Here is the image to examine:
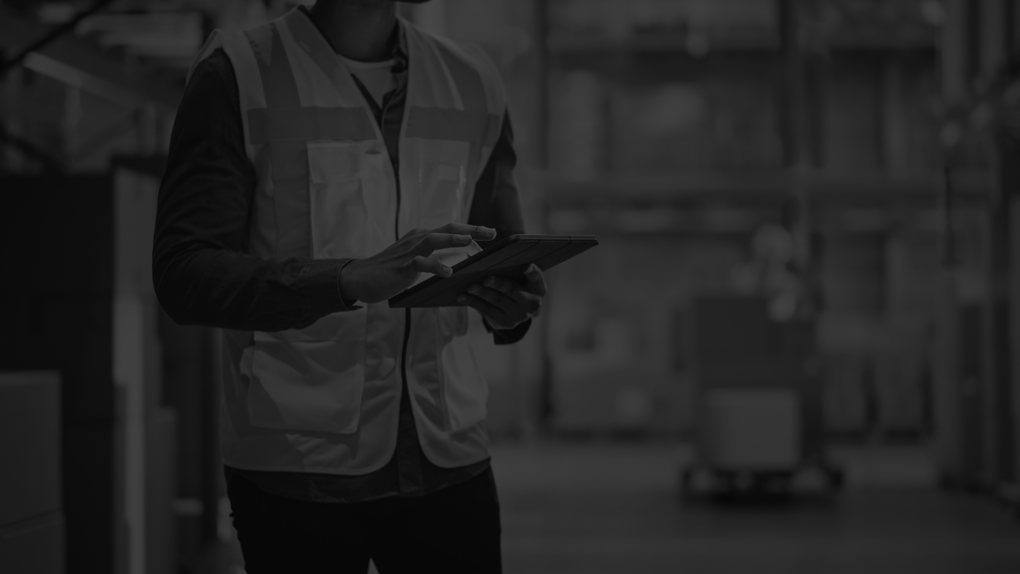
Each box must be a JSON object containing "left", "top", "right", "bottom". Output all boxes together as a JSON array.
[
  {"left": 0, "top": 513, "right": 64, "bottom": 574},
  {"left": 700, "top": 388, "right": 801, "bottom": 470},
  {"left": 0, "top": 372, "right": 61, "bottom": 527}
]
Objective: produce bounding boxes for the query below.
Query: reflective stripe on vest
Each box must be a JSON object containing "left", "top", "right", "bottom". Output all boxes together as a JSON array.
[{"left": 189, "top": 7, "right": 508, "bottom": 474}]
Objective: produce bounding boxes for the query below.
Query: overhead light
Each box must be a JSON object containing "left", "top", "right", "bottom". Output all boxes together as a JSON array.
[
  {"left": 914, "top": 210, "right": 941, "bottom": 231},
  {"left": 23, "top": 51, "right": 142, "bottom": 108},
  {"left": 841, "top": 209, "right": 887, "bottom": 232},
  {"left": 685, "top": 32, "right": 711, "bottom": 57},
  {"left": 549, "top": 210, "right": 589, "bottom": 234},
  {"left": 920, "top": 0, "right": 946, "bottom": 26},
  {"left": 36, "top": 2, "right": 76, "bottom": 24},
  {"left": 703, "top": 209, "right": 756, "bottom": 232},
  {"left": 615, "top": 209, "right": 678, "bottom": 233}
]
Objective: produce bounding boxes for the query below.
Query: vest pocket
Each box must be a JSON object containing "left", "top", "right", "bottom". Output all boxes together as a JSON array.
[
  {"left": 418, "top": 140, "right": 470, "bottom": 230},
  {"left": 435, "top": 307, "right": 488, "bottom": 432},
  {"left": 248, "top": 309, "right": 367, "bottom": 434},
  {"left": 308, "top": 142, "right": 369, "bottom": 259}
]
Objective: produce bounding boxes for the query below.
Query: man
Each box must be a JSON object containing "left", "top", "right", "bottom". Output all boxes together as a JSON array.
[{"left": 152, "top": 1, "right": 543, "bottom": 571}]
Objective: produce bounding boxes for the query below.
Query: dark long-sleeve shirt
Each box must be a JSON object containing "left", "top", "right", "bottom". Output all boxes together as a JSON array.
[{"left": 153, "top": 16, "right": 529, "bottom": 502}]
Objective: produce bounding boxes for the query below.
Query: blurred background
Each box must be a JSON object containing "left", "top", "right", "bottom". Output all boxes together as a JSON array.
[{"left": 3, "top": 0, "right": 1020, "bottom": 572}]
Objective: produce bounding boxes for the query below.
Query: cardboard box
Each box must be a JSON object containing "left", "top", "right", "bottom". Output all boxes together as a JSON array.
[
  {"left": 699, "top": 388, "right": 801, "bottom": 470},
  {"left": 0, "top": 372, "right": 61, "bottom": 528},
  {"left": 692, "top": 296, "right": 774, "bottom": 358},
  {"left": 698, "top": 358, "right": 811, "bottom": 389},
  {"left": 0, "top": 512, "right": 64, "bottom": 574}
]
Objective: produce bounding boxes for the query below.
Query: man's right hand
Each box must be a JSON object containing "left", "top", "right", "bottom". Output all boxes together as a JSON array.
[{"left": 339, "top": 224, "right": 497, "bottom": 304}]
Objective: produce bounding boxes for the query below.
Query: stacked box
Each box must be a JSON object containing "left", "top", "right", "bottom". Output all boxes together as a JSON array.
[
  {"left": 690, "top": 296, "right": 819, "bottom": 468},
  {"left": 700, "top": 389, "right": 801, "bottom": 470},
  {"left": 821, "top": 356, "right": 870, "bottom": 435},
  {"left": 0, "top": 372, "right": 64, "bottom": 574}
]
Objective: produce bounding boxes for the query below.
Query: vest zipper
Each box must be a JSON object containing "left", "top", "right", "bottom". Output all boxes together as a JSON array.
[
  {"left": 358, "top": 67, "right": 412, "bottom": 417},
  {"left": 393, "top": 143, "right": 410, "bottom": 407},
  {"left": 396, "top": 180, "right": 411, "bottom": 402},
  {"left": 400, "top": 307, "right": 412, "bottom": 392},
  {"left": 390, "top": 110, "right": 411, "bottom": 413}
]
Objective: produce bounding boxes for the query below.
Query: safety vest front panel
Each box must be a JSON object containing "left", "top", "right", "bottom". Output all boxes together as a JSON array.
[
  {"left": 190, "top": 8, "right": 506, "bottom": 474},
  {"left": 399, "top": 26, "right": 506, "bottom": 467},
  {"left": 192, "top": 15, "right": 397, "bottom": 474}
]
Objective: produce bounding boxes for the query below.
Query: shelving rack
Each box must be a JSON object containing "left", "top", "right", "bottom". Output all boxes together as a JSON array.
[
  {"left": 535, "top": 0, "right": 968, "bottom": 225},
  {"left": 530, "top": 0, "right": 992, "bottom": 440}
]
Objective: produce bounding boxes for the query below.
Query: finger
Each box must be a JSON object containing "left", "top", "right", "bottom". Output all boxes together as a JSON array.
[
  {"left": 409, "top": 255, "right": 452, "bottom": 278},
  {"left": 457, "top": 293, "right": 511, "bottom": 325},
  {"left": 467, "top": 284, "right": 516, "bottom": 310},
  {"left": 415, "top": 233, "right": 472, "bottom": 255},
  {"left": 481, "top": 276, "right": 542, "bottom": 314},
  {"left": 417, "top": 232, "right": 474, "bottom": 254},
  {"left": 437, "top": 223, "right": 497, "bottom": 241},
  {"left": 514, "top": 290, "right": 543, "bottom": 316},
  {"left": 481, "top": 276, "right": 520, "bottom": 297},
  {"left": 523, "top": 264, "right": 548, "bottom": 296}
]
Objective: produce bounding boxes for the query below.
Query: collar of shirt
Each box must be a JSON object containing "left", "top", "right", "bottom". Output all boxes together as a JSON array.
[
  {"left": 297, "top": 5, "right": 408, "bottom": 74},
  {"left": 392, "top": 20, "right": 409, "bottom": 73}
]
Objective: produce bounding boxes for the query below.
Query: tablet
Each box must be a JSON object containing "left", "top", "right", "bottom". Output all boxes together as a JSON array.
[{"left": 388, "top": 234, "right": 599, "bottom": 308}]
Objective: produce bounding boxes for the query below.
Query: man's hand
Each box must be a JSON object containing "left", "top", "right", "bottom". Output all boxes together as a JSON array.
[
  {"left": 340, "top": 224, "right": 496, "bottom": 304},
  {"left": 457, "top": 264, "right": 547, "bottom": 331}
]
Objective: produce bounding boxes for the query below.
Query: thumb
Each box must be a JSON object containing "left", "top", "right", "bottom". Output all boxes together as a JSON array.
[
  {"left": 522, "top": 264, "right": 547, "bottom": 296},
  {"left": 525, "top": 264, "right": 543, "bottom": 285}
]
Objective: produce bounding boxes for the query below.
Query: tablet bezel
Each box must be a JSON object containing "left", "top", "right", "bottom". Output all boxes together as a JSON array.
[{"left": 388, "top": 234, "right": 598, "bottom": 308}]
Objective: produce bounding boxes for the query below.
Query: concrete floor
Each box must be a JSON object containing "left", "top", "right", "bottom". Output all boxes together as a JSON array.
[
  {"left": 201, "top": 442, "right": 1020, "bottom": 574},
  {"left": 494, "top": 443, "right": 1020, "bottom": 574}
]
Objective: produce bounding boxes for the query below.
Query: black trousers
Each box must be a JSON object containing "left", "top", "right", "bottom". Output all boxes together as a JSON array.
[{"left": 227, "top": 467, "right": 503, "bottom": 573}]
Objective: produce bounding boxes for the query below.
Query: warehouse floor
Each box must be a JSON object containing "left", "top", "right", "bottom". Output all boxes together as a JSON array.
[
  {"left": 201, "top": 443, "right": 1020, "bottom": 574},
  {"left": 494, "top": 442, "right": 1020, "bottom": 574}
]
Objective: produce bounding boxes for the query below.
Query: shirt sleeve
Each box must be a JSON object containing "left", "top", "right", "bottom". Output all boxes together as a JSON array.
[
  {"left": 467, "top": 112, "right": 533, "bottom": 345},
  {"left": 152, "top": 49, "right": 356, "bottom": 333}
]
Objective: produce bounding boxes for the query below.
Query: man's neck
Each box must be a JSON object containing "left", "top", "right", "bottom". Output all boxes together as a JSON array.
[{"left": 308, "top": 1, "right": 397, "bottom": 62}]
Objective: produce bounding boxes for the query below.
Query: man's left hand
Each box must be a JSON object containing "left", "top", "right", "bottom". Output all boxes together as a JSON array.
[{"left": 457, "top": 264, "right": 546, "bottom": 331}]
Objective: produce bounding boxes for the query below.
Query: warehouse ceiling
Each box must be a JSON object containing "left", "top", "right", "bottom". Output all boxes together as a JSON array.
[
  {"left": 0, "top": 0, "right": 300, "bottom": 111},
  {"left": 0, "top": 0, "right": 306, "bottom": 170}
]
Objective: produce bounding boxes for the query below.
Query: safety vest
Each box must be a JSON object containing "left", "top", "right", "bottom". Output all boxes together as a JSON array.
[{"left": 189, "top": 8, "right": 506, "bottom": 474}]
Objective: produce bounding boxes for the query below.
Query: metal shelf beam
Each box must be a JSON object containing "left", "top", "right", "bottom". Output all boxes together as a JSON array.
[{"left": 0, "top": 3, "right": 184, "bottom": 111}]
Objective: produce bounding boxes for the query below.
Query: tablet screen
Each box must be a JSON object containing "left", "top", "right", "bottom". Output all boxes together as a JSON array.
[{"left": 389, "top": 234, "right": 598, "bottom": 308}]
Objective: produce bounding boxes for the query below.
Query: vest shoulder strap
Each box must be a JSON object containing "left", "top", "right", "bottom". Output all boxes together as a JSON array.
[
  {"left": 186, "top": 30, "right": 224, "bottom": 86},
  {"left": 187, "top": 27, "right": 270, "bottom": 159},
  {"left": 410, "top": 25, "right": 507, "bottom": 121},
  {"left": 189, "top": 29, "right": 260, "bottom": 92},
  {"left": 454, "top": 41, "right": 507, "bottom": 122}
]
